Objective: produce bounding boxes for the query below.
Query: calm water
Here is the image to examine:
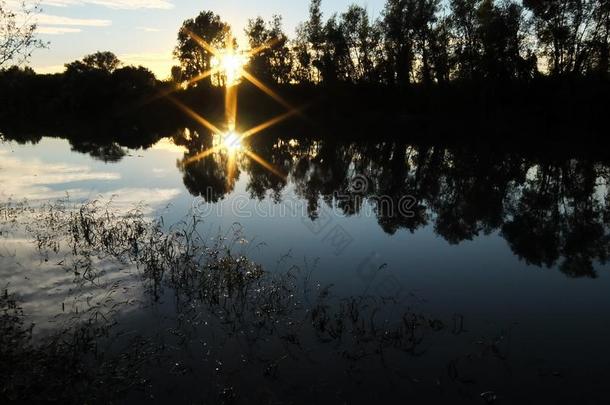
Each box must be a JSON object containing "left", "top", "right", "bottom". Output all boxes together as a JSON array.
[{"left": 1, "top": 133, "right": 610, "bottom": 403}]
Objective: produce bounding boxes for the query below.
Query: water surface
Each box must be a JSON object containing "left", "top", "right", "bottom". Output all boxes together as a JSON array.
[{"left": 1, "top": 133, "right": 609, "bottom": 403}]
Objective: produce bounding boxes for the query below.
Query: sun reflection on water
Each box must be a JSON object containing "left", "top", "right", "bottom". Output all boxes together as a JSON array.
[
  {"left": 213, "top": 131, "right": 244, "bottom": 153},
  {"left": 170, "top": 29, "right": 302, "bottom": 183}
]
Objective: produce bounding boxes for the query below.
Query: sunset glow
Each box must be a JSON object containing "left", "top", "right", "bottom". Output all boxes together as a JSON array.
[{"left": 211, "top": 51, "right": 247, "bottom": 87}]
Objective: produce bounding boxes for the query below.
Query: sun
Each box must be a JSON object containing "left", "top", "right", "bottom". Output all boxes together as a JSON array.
[
  {"left": 211, "top": 50, "right": 248, "bottom": 87},
  {"left": 170, "top": 29, "right": 302, "bottom": 182}
]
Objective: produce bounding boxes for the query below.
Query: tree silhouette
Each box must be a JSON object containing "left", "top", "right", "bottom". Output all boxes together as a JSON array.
[
  {"left": 477, "top": 0, "right": 529, "bottom": 80},
  {"left": 0, "top": 0, "right": 46, "bottom": 67},
  {"left": 245, "top": 15, "right": 292, "bottom": 84},
  {"left": 82, "top": 51, "right": 121, "bottom": 73},
  {"left": 523, "top": 0, "right": 605, "bottom": 76},
  {"left": 292, "top": 23, "right": 314, "bottom": 83},
  {"left": 340, "top": 5, "right": 383, "bottom": 83},
  {"left": 591, "top": 0, "right": 610, "bottom": 77},
  {"left": 174, "top": 11, "right": 232, "bottom": 84},
  {"left": 381, "top": 0, "right": 417, "bottom": 85},
  {"left": 306, "top": 0, "right": 326, "bottom": 82},
  {"left": 65, "top": 51, "right": 121, "bottom": 76},
  {"left": 175, "top": 129, "right": 238, "bottom": 202}
]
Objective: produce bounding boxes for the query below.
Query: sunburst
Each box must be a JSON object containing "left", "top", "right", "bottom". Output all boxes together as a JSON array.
[{"left": 170, "top": 28, "right": 306, "bottom": 182}]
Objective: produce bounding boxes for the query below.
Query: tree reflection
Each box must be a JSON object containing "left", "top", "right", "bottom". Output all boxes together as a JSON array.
[
  {"left": 175, "top": 128, "right": 239, "bottom": 202},
  {"left": 502, "top": 160, "right": 609, "bottom": 277},
  {"left": 69, "top": 140, "right": 127, "bottom": 163},
  {"left": 175, "top": 130, "right": 610, "bottom": 277}
]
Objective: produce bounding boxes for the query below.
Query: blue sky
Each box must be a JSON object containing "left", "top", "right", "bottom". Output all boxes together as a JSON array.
[{"left": 27, "top": 0, "right": 387, "bottom": 78}]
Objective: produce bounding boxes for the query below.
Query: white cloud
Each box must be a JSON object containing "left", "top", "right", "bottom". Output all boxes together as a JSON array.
[
  {"left": 37, "top": 26, "right": 82, "bottom": 35},
  {"left": 31, "top": 13, "right": 111, "bottom": 35},
  {"left": 136, "top": 26, "right": 162, "bottom": 32},
  {"left": 37, "top": 14, "right": 112, "bottom": 27},
  {"left": 40, "top": 0, "right": 174, "bottom": 9},
  {"left": 0, "top": 148, "right": 121, "bottom": 201}
]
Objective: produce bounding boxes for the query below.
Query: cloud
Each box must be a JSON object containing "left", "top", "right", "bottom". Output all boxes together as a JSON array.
[
  {"left": 37, "top": 14, "right": 112, "bottom": 27},
  {"left": 37, "top": 26, "right": 82, "bottom": 35},
  {"left": 40, "top": 0, "right": 174, "bottom": 9},
  {"left": 136, "top": 26, "right": 162, "bottom": 32},
  {"left": 0, "top": 149, "right": 121, "bottom": 201},
  {"left": 32, "top": 13, "right": 111, "bottom": 35}
]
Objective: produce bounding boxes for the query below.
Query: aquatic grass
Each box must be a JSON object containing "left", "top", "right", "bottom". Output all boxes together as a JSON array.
[
  {"left": 0, "top": 286, "right": 163, "bottom": 403},
  {"left": 0, "top": 198, "right": 464, "bottom": 403}
]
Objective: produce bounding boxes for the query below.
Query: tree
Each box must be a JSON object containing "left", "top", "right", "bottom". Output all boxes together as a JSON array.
[
  {"left": 174, "top": 11, "right": 231, "bottom": 83},
  {"left": 523, "top": 0, "right": 604, "bottom": 76},
  {"left": 476, "top": 0, "right": 529, "bottom": 80},
  {"left": 448, "top": 0, "right": 533, "bottom": 81},
  {"left": 318, "top": 14, "right": 351, "bottom": 84},
  {"left": 245, "top": 15, "right": 292, "bottom": 84},
  {"left": 170, "top": 65, "right": 183, "bottom": 83},
  {"left": 381, "top": 0, "right": 441, "bottom": 85},
  {"left": 450, "top": 0, "right": 481, "bottom": 80},
  {"left": 590, "top": 0, "right": 610, "bottom": 76},
  {"left": 381, "top": 0, "right": 416, "bottom": 85},
  {"left": 82, "top": 51, "right": 121, "bottom": 73},
  {"left": 340, "top": 5, "right": 382, "bottom": 83},
  {"left": 65, "top": 51, "right": 121, "bottom": 75},
  {"left": 412, "top": 0, "right": 442, "bottom": 85},
  {"left": 306, "top": 0, "right": 325, "bottom": 82},
  {"left": 429, "top": 17, "right": 451, "bottom": 83},
  {"left": 292, "top": 22, "right": 313, "bottom": 83},
  {"left": 0, "top": 0, "right": 46, "bottom": 68},
  {"left": 111, "top": 65, "right": 156, "bottom": 96},
  {"left": 267, "top": 16, "right": 293, "bottom": 84},
  {"left": 245, "top": 17, "right": 270, "bottom": 79}
]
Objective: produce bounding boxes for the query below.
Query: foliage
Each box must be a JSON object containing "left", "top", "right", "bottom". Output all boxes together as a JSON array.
[
  {"left": 0, "top": 0, "right": 46, "bottom": 68},
  {"left": 245, "top": 15, "right": 293, "bottom": 84},
  {"left": 174, "top": 11, "right": 232, "bottom": 83}
]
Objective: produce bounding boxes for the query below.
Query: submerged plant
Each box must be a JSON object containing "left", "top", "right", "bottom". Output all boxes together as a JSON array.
[{"left": 0, "top": 198, "right": 464, "bottom": 403}]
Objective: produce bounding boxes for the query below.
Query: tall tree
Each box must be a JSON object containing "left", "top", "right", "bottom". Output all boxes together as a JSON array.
[
  {"left": 523, "top": 0, "right": 604, "bottom": 76},
  {"left": 292, "top": 22, "right": 313, "bottom": 83},
  {"left": 306, "top": 0, "right": 325, "bottom": 82},
  {"left": 174, "top": 11, "right": 231, "bottom": 84},
  {"left": 267, "top": 16, "right": 293, "bottom": 84},
  {"left": 245, "top": 17, "right": 272, "bottom": 80},
  {"left": 585, "top": 0, "right": 610, "bottom": 76},
  {"left": 429, "top": 17, "right": 452, "bottom": 83},
  {"left": 340, "top": 5, "right": 382, "bottom": 83},
  {"left": 412, "top": 0, "right": 442, "bottom": 85},
  {"left": 381, "top": 0, "right": 417, "bottom": 85},
  {"left": 318, "top": 14, "right": 351, "bottom": 83},
  {"left": 245, "top": 15, "right": 292, "bottom": 84},
  {"left": 381, "top": 0, "right": 440, "bottom": 85},
  {"left": 0, "top": 0, "right": 46, "bottom": 68},
  {"left": 476, "top": 0, "right": 529, "bottom": 80},
  {"left": 450, "top": 0, "right": 481, "bottom": 80}
]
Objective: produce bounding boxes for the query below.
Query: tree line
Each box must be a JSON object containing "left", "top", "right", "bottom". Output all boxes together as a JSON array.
[
  {"left": 172, "top": 0, "right": 610, "bottom": 86},
  {"left": 2, "top": 0, "right": 609, "bottom": 87},
  {"left": 1, "top": 0, "right": 609, "bottom": 136},
  {"left": 0, "top": 51, "right": 160, "bottom": 120}
]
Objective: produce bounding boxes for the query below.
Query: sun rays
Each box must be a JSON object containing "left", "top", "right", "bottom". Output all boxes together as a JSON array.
[{"left": 169, "top": 28, "right": 304, "bottom": 182}]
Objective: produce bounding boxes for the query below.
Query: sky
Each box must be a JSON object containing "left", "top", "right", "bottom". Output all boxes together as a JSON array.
[{"left": 22, "top": 0, "right": 387, "bottom": 79}]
